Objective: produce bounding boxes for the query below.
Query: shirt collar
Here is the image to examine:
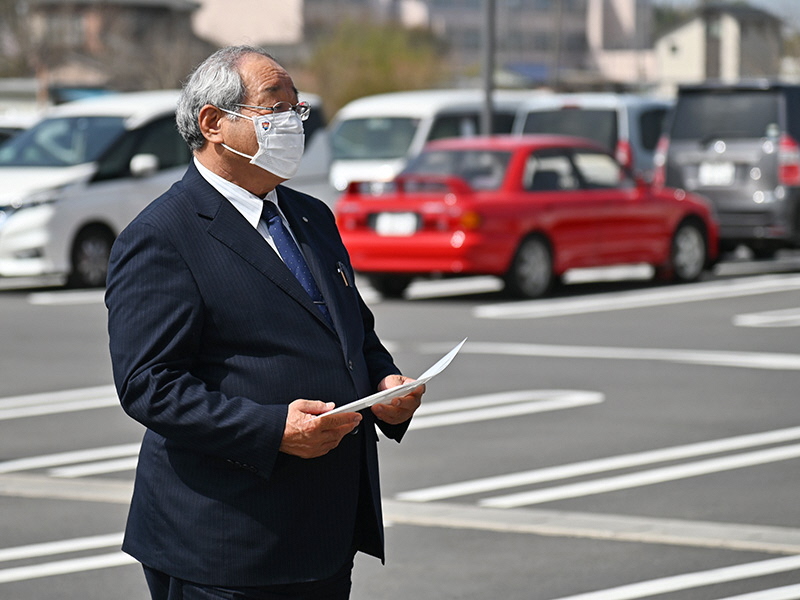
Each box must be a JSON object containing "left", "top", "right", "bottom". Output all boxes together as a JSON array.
[{"left": 194, "top": 157, "right": 279, "bottom": 229}]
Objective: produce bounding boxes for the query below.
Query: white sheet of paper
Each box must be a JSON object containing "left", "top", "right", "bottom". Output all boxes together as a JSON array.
[{"left": 318, "top": 338, "right": 467, "bottom": 418}]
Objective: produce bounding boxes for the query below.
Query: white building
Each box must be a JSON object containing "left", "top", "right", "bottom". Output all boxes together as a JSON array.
[{"left": 654, "top": 4, "right": 783, "bottom": 94}]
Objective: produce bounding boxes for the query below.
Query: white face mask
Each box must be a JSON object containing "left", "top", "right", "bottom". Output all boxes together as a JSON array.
[{"left": 221, "top": 109, "right": 305, "bottom": 180}]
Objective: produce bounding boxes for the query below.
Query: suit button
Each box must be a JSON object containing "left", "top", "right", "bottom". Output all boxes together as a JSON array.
[{"left": 348, "top": 360, "right": 354, "bottom": 370}]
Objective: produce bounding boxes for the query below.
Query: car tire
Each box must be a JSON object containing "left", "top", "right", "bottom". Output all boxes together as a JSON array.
[
  {"left": 669, "top": 220, "right": 707, "bottom": 283},
  {"left": 367, "top": 274, "right": 412, "bottom": 299},
  {"left": 504, "top": 235, "right": 553, "bottom": 299},
  {"left": 68, "top": 225, "right": 115, "bottom": 288}
]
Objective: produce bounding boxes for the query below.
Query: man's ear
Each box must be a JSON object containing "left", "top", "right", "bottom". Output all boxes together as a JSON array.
[{"left": 198, "top": 104, "right": 225, "bottom": 144}]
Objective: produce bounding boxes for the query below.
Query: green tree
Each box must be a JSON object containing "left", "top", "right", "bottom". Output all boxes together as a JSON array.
[{"left": 306, "top": 20, "right": 448, "bottom": 117}]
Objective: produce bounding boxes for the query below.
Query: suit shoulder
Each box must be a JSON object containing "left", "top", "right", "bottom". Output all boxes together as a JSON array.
[
  {"left": 277, "top": 185, "right": 335, "bottom": 221},
  {"left": 127, "top": 178, "right": 196, "bottom": 232}
]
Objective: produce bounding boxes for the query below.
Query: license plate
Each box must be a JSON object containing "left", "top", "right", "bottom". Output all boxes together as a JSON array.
[
  {"left": 374, "top": 212, "right": 419, "bottom": 236},
  {"left": 698, "top": 162, "right": 735, "bottom": 186}
]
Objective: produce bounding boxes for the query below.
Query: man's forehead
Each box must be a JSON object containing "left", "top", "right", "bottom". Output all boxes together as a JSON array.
[{"left": 241, "top": 58, "right": 297, "bottom": 99}]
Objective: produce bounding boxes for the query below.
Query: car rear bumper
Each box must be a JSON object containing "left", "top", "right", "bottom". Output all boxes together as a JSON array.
[
  {"left": 701, "top": 188, "right": 800, "bottom": 247},
  {"left": 342, "top": 231, "right": 512, "bottom": 275}
]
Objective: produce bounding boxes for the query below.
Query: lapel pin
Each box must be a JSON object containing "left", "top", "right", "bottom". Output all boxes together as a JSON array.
[{"left": 302, "top": 216, "right": 309, "bottom": 223}]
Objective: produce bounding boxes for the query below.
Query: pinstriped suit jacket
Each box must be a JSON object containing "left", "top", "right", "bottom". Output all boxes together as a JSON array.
[{"left": 105, "top": 162, "right": 406, "bottom": 587}]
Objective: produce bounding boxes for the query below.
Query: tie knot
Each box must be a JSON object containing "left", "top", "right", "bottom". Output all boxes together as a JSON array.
[{"left": 261, "top": 201, "right": 281, "bottom": 223}]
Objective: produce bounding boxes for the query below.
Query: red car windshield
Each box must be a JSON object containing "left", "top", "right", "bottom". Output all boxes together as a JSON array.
[{"left": 403, "top": 149, "right": 512, "bottom": 190}]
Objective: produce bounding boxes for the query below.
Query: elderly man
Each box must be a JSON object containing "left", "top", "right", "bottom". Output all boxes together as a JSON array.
[{"left": 105, "top": 45, "right": 423, "bottom": 599}]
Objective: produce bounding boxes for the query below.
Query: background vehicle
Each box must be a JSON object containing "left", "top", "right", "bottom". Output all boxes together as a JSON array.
[
  {"left": 512, "top": 93, "right": 671, "bottom": 181},
  {"left": 0, "top": 90, "right": 327, "bottom": 287},
  {"left": 282, "top": 92, "right": 338, "bottom": 206},
  {"left": 0, "top": 113, "right": 38, "bottom": 144},
  {"left": 336, "top": 135, "right": 718, "bottom": 299},
  {"left": 0, "top": 90, "right": 189, "bottom": 287},
  {"left": 328, "top": 88, "right": 537, "bottom": 193},
  {"left": 655, "top": 81, "right": 800, "bottom": 257}
]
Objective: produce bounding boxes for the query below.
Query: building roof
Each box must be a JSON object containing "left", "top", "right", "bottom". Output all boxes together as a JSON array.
[
  {"left": 699, "top": 2, "right": 783, "bottom": 24},
  {"left": 655, "top": 1, "right": 784, "bottom": 44}
]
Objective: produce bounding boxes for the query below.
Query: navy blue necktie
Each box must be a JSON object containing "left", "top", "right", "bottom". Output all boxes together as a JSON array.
[{"left": 261, "top": 201, "right": 332, "bottom": 326}]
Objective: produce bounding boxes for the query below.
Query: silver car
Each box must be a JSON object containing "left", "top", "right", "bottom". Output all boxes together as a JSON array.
[
  {"left": 513, "top": 93, "right": 672, "bottom": 181},
  {"left": 656, "top": 82, "right": 800, "bottom": 258}
]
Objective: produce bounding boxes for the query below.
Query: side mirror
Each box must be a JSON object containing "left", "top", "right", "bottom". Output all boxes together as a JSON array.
[{"left": 130, "top": 153, "right": 159, "bottom": 178}]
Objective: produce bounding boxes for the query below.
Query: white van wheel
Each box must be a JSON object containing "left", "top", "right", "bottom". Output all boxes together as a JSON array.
[{"left": 69, "top": 226, "right": 115, "bottom": 288}]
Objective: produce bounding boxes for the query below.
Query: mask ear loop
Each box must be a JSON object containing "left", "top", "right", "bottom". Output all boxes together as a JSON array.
[
  {"left": 218, "top": 108, "right": 258, "bottom": 162},
  {"left": 221, "top": 143, "right": 255, "bottom": 162}
]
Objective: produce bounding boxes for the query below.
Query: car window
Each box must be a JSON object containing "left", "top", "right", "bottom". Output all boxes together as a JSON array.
[
  {"left": 572, "top": 150, "right": 632, "bottom": 188},
  {"left": 428, "top": 111, "right": 517, "bottom": 141},
  {"left": 522, "top": 109, "right": 618, "bottom": 151},
  {"left": 330, "top": 117, "right": 419, "bottom": 160},
  {"left": 492, "top": 112, "right": 517, "bottom": 134},
  {"left": 428, "top": 114, "right": 479, "bottom": 140},
  {"left": 93, "top": 116, "right": 189, "bottom": 181},
  {"left": 0, "top": 116, "right": 126, "bottom": 167},
  {"left": 404, "top": 149, "right": 511, "bottom": 190},
  {"left": 670, "top": 92, "right": 780, "bottom": 140},
  {"left": 136, "top": 117, "right": 191, "bottom": 170},
  {"left": 639, "top": 108, "right": 667, "bottom": 151},
  {"left": 523, "top": 150, "right": 578, "bottom": 191}
]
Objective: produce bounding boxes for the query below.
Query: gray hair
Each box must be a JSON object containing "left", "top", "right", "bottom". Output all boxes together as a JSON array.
[{"left": 176, "top": 46, "right": 276, "bottom": 151}]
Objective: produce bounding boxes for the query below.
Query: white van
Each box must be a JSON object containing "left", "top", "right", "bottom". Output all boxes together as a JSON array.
[
  {"left": 327, "top": 88, "right": 536, "bottom": 192},
  {"left": 0, "top": 90, "right": 188, "bottom": 287},
  {"left": 0, "top": 90, "right": 328, "bottom": 287},
  {"left": 512, "top": 93, "right": 672, "bottom": 180}
]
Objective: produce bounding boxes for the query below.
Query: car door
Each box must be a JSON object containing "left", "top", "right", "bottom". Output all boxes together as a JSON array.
[
  {"left": 523, "top": 148, "right": 603, "bottom": 270},
  {"left": 49, "top": 116, "right": 190, "bottom": 264},
  {"left": 571, "top": 148, "right": 665, "bottom": 263}
]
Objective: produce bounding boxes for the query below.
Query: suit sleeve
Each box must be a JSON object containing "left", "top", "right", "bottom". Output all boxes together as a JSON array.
[{"left": 106, "top": 220, "right": 286, "bottom": 479}]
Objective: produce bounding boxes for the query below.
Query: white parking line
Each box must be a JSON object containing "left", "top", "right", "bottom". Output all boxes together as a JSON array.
[
  {"left": 26, "top": 290, "right": 106, "bottom": 306},
  {"left": 474, "top": 274, "right": 800, "bottom": 320},
  {"left": 0, "top": 386, "right": 119, "bottom": 421},
  {"left": 458, "top": 341, "right": 800, "bottom": 371},
  {"left": 384, "top": 499, "right": 800, "bottom": 555},
  {"left": 0, "top": 533, "right": 123, "bottom": 562},
  {"left": 734, "top": 307, "right": 800, "bottom": 328},
  {"left": 397, "top": 426, "right": 800, "bottom": 503},
  {"left": 0, "top": 444, "right": 140, "bottom": 474},
  {"left": 49, "top": 457, "right": 140, "bottom": 479},
  {"left": 546, "top": 555, "right": 800, "bottom": 600},
  {"left": 0, "top": 532, "right": 133, "bottom": 584},
  {"left": 481, "top": 443, "right": 800, "bottom": 508},
  {"left": 717, "top": 584, "right": 800, "bottom": 599},
  {"left": 0, "top": 552, "right": 136, "bottom": 584},
  {"left": 408, "top": 390, "right": 604, "bottom": 431}
]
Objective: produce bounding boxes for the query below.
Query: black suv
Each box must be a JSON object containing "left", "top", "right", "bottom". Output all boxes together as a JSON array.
[{"left": 656, "top": 82, "right": 800, "bottom": 257}]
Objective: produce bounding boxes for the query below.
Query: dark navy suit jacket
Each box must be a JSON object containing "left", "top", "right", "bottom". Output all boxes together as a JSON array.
[{"left": 106, "top": 162, "right": 407, "bottom": 587}]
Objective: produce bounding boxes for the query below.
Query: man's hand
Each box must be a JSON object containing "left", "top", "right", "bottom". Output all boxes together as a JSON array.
[
  {"left": 371, "top": 374, "right": 424, "bottom": 425},
  {"left": 279, "top": 399, "right": 361, "bottom": 459}
]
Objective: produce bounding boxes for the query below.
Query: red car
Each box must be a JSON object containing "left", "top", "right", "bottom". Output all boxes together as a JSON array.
[{"left": 335, "top": 135, "right": 719, "bottom": 298}]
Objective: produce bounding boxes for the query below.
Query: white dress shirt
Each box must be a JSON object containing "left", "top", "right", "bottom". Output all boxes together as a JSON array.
[{"left": 194, "top": 158, "right": 300, "bottom": 261}]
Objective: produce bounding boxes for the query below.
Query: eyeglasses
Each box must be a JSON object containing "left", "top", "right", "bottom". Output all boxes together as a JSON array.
[{"left": 234, "top": 101, "right": 311, "bottom": 121}]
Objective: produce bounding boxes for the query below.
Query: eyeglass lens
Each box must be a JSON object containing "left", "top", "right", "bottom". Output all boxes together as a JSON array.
[{"left": 236, "top": 102, "right": 310, "bottom": 120}]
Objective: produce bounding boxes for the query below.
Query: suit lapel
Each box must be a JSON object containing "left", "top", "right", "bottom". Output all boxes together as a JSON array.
[{"left": 186, "top": 166, "right": 333, "bottom": 330}]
